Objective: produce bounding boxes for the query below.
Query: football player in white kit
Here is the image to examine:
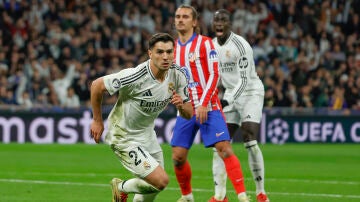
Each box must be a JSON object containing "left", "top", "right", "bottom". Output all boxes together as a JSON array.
[
  {"left": 210, "top": 9, "right": 270, "bottom": 202},
  {"left": 90, "top": 33, "right": 193, "bottom": 202}
]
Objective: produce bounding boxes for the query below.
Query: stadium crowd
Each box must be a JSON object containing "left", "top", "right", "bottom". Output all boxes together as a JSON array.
[{"left": 0, "top": 0, "right": 359, "bottom": 113}]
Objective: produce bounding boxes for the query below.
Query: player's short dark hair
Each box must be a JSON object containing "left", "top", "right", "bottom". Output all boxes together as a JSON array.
[
  {"left": 148, "top": 33, "right": 175, "bottom": 50},
  {"left": 215, "top": 9, "right": 230, "bottom": 17}
]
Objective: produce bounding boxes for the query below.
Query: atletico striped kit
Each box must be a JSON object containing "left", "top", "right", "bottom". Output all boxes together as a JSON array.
[
  {"left": 171, "top": 33, "right": 231, "bottom": 148},
  {"left": 174, "top": 33, "right": 221, "bottom": 112}
]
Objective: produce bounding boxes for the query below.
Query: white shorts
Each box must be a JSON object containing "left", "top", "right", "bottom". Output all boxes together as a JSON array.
[
  {"left": 223, "top": 94, "right": 263, "bottom": 126},
  {"left": 111, "top": 144, "right": 163, "bottom": 178}
]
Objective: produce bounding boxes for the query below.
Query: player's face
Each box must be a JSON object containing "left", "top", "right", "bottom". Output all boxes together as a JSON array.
[
  {"left": 148, "top": 41, "right": 174, "bottom": 72},
  {"left": 212, "top": 12, "right": 231, "bottom": 38},
  {"left": 175, "top": 8, "right": 197, "bottom": 33}
]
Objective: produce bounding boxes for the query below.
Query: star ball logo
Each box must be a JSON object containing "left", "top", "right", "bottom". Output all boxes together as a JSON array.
[
  {"left": 112, "top": 78, "right": 121, "bottom": 89},
  {"left": 267, "top": 118, "right": 289, "bottom": 144}
]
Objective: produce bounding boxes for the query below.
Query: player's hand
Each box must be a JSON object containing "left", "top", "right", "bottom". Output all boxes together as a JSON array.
[
  {"left": 90, "top": 120, "right": 104, "bottom": 143},
  {"left": 220, "top": 99, "right": 229, "bottom": 108},
  {"left": 171, "top": 90, "right": 184, "bottom": 110},
  {"left": 196, "top": 105, "right": 208, "bottom": 124}
]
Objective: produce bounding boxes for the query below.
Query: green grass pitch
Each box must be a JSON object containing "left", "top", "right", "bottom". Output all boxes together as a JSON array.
[{"left": 0, "top": 143, "right": 359, "bottom": 201}]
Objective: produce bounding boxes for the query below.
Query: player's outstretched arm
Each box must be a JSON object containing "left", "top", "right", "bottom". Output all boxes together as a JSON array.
[{"left": 90, "top": 77, "right": 106, "bottom": 143}]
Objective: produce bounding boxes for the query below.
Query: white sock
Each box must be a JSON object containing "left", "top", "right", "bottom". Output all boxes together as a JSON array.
[
  {"left": 212, "top": 148, "right": 227, "bottom": 200},
  {"left": 181, "top": 193, "right": 194, "bottom": 200},
  {"left": 245, "top": 140, "right": 265, "bottom": 194},
  {"left": 133, "top": 193, "right": 157, "bottom": 202},
  {"left": 119, "top": 178, "right": 159, "bottom": 194},
  {"left": 237, "top": 192, "right": 248, "bottom": 201}
]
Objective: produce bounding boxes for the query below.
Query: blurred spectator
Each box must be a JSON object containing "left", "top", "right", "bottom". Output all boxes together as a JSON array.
[
  {"left": 298, "top": 85, "right": 313, "bottom": 108},
  {"left": 51, "top": 62, "right": 76, "bottom": 106},
  {"left": 62, "top": 87, "right": 80, "bottom": 109},
  {"left": 328, "top": 86, "right": 348, "bottom": 110},
  {"left": 242, "top": 2, "right": 268, "bottom": 36},
  {"left": 0, "top": 0, "right": 359, "bottom": 114},
  {"left": 0, "top": 88, "right": 17, "bottom": 105},
  {"left": 18, "top": 91, "right": 32, "bottom": 110},
  {"left": 231, "top": 1, "right": 246, "bottom": 34},
  {"left": 72, "top": 72, "right": 91, "bottom": 106}
]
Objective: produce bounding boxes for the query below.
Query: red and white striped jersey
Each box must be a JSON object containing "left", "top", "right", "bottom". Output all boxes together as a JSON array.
[{"left": 174, "top": 33, "right": 221, "bottom": 111}]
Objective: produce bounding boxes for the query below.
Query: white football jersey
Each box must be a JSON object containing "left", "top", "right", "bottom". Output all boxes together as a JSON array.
[
  {"left": 103, "top": 60, "right": 189, "bottom": 153},
  {"left": 213, "top": 32, "right": 264, "bottom": 103}
]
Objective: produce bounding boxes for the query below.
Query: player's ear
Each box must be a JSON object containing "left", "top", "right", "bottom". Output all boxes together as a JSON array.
[
  {"left": 192, "top": 20, "right": 197, "bottom": 28},
  {"left": 148, "top": 49, "right": 152, "bottom": 59}
]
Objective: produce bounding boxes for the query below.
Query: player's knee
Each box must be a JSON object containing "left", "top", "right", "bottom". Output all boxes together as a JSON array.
[
  {"left": 215, "top": 141, "right": 234, "bottom": 158},
  {"left": 158, "top": 178, "right": 169, "bottom": 190},
  {"left": 172, "top": 153, "right": 187, "bottom": 166},
  {"left": 220, "top": 148, "right": 234, "bottom": 158},
  {"left": 242, "top": 129, "right": 257, "bottom": 142},
  {"left": 172, "top": 158, "right": 186, "bottom": 166},
  {"left": 171, "top": 147, "right": 188, "bottom": 166},
  {"left": 154, "top": 176, "right": 169, "bottom": 190},
  {"left": 241, "top": 123, "right": 259, "bottom": 142}
]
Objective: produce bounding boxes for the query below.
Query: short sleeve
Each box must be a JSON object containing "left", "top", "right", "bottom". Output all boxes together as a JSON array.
[
  {"left": 177, "top": 68, "right": 190, "bottom": 103},
  {"left": 103, "top": 71, "right": 124, "bottom": 95}
]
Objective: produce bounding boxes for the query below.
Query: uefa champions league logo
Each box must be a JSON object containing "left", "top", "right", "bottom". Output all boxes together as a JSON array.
[
  {"left": 112, "top": 78, "right": 121, "bottom": 89},
  {"left": 267, "top": 118, "right": 289, "bottom": 144}
]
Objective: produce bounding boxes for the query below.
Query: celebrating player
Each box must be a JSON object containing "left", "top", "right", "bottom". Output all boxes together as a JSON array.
[
  {"left": 90, "top": 33, "right": 193, "bottom": 202},
  {"left": 211, "top": 9, "right": 270, "bottom": 202},
  {"left": 171, "top": 5, "right": 250, "bottom": 202}
]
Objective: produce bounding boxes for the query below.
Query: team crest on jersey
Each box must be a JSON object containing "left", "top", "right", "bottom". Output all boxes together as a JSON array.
[
  {"left": 168, "top": 82, "right": 175, "bottom": 93},
  {"left": 188, "top": 52, "right": 197, "bottom": 62},
  {"left": 143, "top": 161, "right": 151, "bottom": 170},
  {"left": 209, "top": 49, "right": 218, "bottom": 61},
  {"left": 112, "top": 78, "right": 121, "bottom": 89},
  {"left": 226, "top": 50, "right": 231, "bottom": 58}
]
